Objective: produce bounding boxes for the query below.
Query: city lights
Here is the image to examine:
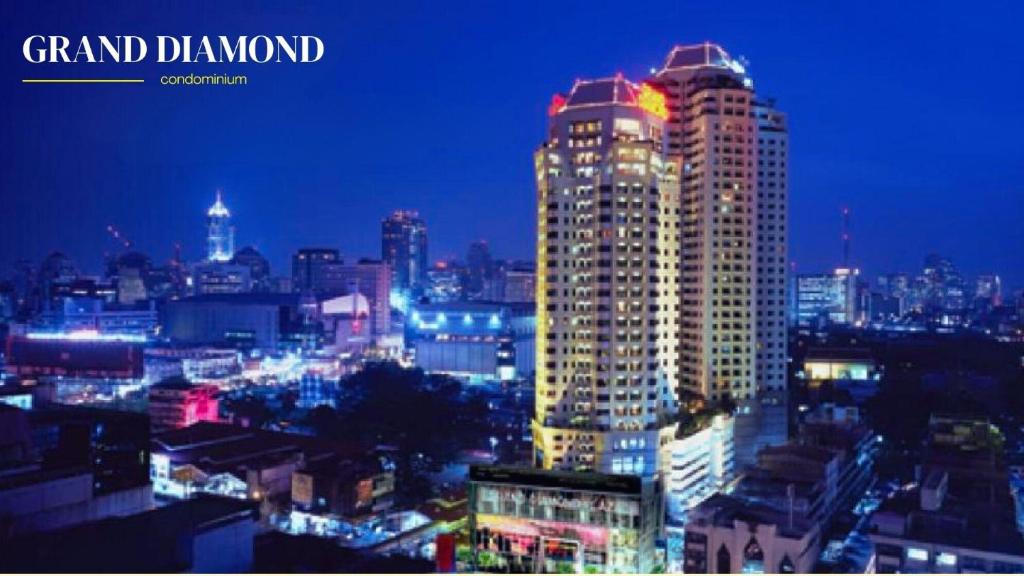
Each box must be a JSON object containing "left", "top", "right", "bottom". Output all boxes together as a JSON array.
[{"left": 2, "top": 4, "right": 1022, "bottom": 574}]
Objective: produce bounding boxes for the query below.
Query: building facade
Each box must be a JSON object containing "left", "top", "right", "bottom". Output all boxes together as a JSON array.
[
  {"left": 333, "top": 259, "right": 391, "bottom": 337},
  {"left": 667, "top": 414, "right": 735, "bottom": 524},
  {"left": 683, "top": 493, "right": 820, "bottom": 574},
  {"left": 795, "top": 268, "right": 859, "bottom": 327},
  {"left": 532, "top": 75, "right": 681, "bottom": 476},
  {"left": 291, "top": 248, "right": 342, "bottom": 294},
  {"left": 468, "top": 465, "right": 665, "bottom": 573},
  {"left": 381, "top": 210, "right": 428, "bottom": 296},
  {"left": 406, "top": 301, "right": 534, "bottom": 382},
  {"left": 655, "top": 43, "right": 789, "bottom": 463},
  {"left": 148, "top": 379, "right": 220, "bottom": 433}
]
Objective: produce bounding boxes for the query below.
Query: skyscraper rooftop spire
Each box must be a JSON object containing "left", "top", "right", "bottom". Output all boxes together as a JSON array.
[
  {"left": 207, "top": 190, "right": 231, "bottom": 218},
  {"left": 206, "top": 190, "right": 234, "bottom": 262}
]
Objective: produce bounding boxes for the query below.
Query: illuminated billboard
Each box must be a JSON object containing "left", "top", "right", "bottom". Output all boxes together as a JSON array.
[{"left": 638, "top": 83, "right": 668, "bottom": 120}]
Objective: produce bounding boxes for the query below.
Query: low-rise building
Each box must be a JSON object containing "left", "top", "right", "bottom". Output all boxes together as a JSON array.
[
  {"left": 0, "top": 495, "right": 258, "bottom": 572},
  {"left": 683, "top": 493, "right": 821, "bottom": 573},
  {"left": 148, "top": 378, "right": 220, "bottom": 433},
  {"left": 870, "top": 470, "right": 1024, "bottom": 573},
  {"left": 162, "top": 293, "right": 312, "bottom": 350},
  {"left": 144, "top": 346, "right": 240, "bottom": 385},
  {"left": 468, "top": 465, "right": 665, "bottom": 573},
  {"left": 4, "top": 333, "right": 145, "bottom": 401},
  {"left": 734, "top": 418, "right": 875, "bottom": 531},
  {"left": 668, "top": 413, "right": 735, "bottom": 523},
  {"left": 150, "top": 422, "right": 375, "bottom": 507},
  {"left": 291, "top": 455, "right": 395, "bottom": 518},
  {"left": 869, "top": 414, "right": 1024, "bottom": 573},
  {"left": 0, "top": 404, "right": 152, "bottom": 539},
  {"left": 406, "top": 302, "right": 535, "bottom": 383}
]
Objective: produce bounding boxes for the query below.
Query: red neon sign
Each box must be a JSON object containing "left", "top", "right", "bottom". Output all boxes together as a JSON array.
[
  {"left": 548, "top": 93, "right": 567, "bottom": 117},
  {"left": 638, "top": 83, "right": 668, "bottom": 120}
]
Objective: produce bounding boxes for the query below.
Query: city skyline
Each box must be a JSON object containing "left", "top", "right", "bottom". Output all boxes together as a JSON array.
[
  {"left": 4, "top": 3, "right": 1024, "bottom": 573},
  {"left": 2, "top": 1, "right": 1023, "bottom": 288}
]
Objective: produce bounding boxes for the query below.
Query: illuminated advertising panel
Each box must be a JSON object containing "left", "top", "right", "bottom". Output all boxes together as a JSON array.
[{"left": 638, "top": 83, "right": 668, "bottom": 120}]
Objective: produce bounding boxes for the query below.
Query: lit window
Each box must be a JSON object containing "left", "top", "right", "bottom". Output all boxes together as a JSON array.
[
  {"left": 936, "top": 553, "right": 957, "bottom": 566},
  {"left": 906, "top": 548, "right": 929, "bottom": 562}
]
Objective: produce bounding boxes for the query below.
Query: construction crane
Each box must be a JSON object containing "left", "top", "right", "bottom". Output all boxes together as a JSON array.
[{"left": 106, "top": 224, "right": 133, "bottom": 250}]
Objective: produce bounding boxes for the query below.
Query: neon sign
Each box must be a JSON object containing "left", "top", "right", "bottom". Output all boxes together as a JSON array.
[
  {"left": 548, "top": 93, "right": 567, "bottom": 117},
  {"left": 638, "top": 83, "right": 668, "bottom": 120}
]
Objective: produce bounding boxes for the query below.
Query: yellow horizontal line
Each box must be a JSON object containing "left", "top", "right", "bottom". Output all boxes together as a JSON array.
[{"left": 22, "top": 79, "right": 144, "bottom": 84}]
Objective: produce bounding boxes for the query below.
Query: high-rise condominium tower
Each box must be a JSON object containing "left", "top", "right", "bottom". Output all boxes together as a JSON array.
[
  {"left": 206, "top": 191, "right": 234, "bottom": 262},
  {"left": 381, "top": 210, "right": 428, "bottom": 296},
  {"left": 655, "top": 43, "right": 788, "bottom": 462},
  {"left": 533, "top": 76, "right": 681, "bottom": 475}
]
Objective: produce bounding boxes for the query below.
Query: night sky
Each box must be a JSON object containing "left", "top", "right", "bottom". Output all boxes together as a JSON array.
[{"left": 2, "top": 1, "right": 1022, "bottom": 288}]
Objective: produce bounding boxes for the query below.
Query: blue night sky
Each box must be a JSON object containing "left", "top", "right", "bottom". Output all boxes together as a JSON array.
[{"left": 2, "top": 0, "right": 1023, "bottom": 289}]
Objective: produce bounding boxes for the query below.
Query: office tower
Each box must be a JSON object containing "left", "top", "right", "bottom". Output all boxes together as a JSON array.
[
  {"left": 499, "top": 267, "right": 537, "bottom": 304},
  {"left": 231, "top": 246, "right": 271, "bottom": 292},
  {"left": 533, "top": 75, "right": 681, "bottom": 475},
  {"left": 465, "top": 240, "right": 494, "bottom": 298},
  {"left": 109, "top": 251, "right": 152, "bottom": 305},
  {"left": 426, "top": 260, "right": 464, "bottom": 303},
  {"left": 655, "top": 43, "right": 788, "bottom": 462},
  {"left": 877, "top": 273, "right": 908, "bottom": 298},
  {"left": 206, "top": 191, "right": 234, "bottom": 263},
  {"left": 795, "top": 268, "right": 860, "bottom": 327},
  {"left": 922, "top": 253, "right": 965, "bottom": 312},
  {"left": 381, "top": 210, "right": 428, "bottom": 295},
  {"left": 974, "top": 274, "right": 1002, "bottom": 307},
  {"left": 291, "top": 248, "right": 342, "bottom": 293},
  {"left": 38, "top": 251, "right": 77, "bottom": 311}
]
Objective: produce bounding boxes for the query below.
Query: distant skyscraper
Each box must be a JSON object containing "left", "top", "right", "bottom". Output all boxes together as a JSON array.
[
  {"left": 877, "top": 273, "right": 910, "bottom": 300},
  {"left": 231, "top": 246, "right": 271, "bottom": 292},
  {"left": 923, "top": 253, "right": 966, "bottom": 312},
  {"left": 111, "top": 251, "right": 152, "bottom": 305},
  {"left": 426, "top": 260, "right": 463, "bottom": 303},
  {"left": 795, "top": 268, "right": 859, "bottom": 327},
  {"left": 497, "top": 267, "right": 536, "bottom": 304},
  {"left": 465, "top": 240, "right": 494, "bottom": 298},
  {"left": 655, "top": 42, "right": 789, "bottom": 463},
  {"left": 291, "top": 248, "right": 342, "bottom": 293},
  {"left": 290, "top": 249, "right": 391, "bottom": 335},
  {"left": 974, "top": 274, "right": 1002, "bottom": 307},
  {"left": 38, "top": 251, "right": 77, "bottom": 311},
  {"left": 533, "top": 74, "right": 681, "bottom": 475},
  {"left": 206, "top": 191, "right": 234, "bottom": 263},
  {"left": 381, "top": 210, "right": 428, "bottom": 295}
]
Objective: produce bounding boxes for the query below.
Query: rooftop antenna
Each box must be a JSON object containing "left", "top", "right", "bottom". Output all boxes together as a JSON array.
[{"left": 842, "top": 207, "right": 851, "bottom": 268}]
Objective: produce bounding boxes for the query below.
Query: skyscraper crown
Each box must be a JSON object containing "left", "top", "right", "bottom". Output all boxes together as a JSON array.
[
  {"left": 662, "top": 42, "right": 745, "bottom": 75},
  {"left": 207, "top": 191, "right": 231, "bottom": 218}
]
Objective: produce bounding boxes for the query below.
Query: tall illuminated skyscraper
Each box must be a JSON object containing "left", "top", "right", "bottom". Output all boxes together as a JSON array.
[
  {"left": 655, "top": 43, "right": 788, "bottom": 463},
  {"left": 206, "top": 191, "right": 234, "bottom": 262},
  {"left": 381, "top": 210, "right": 428, "bottom": 296},
  {"left": 533, "top": 75, "right": 681, "bottom": 475}
]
